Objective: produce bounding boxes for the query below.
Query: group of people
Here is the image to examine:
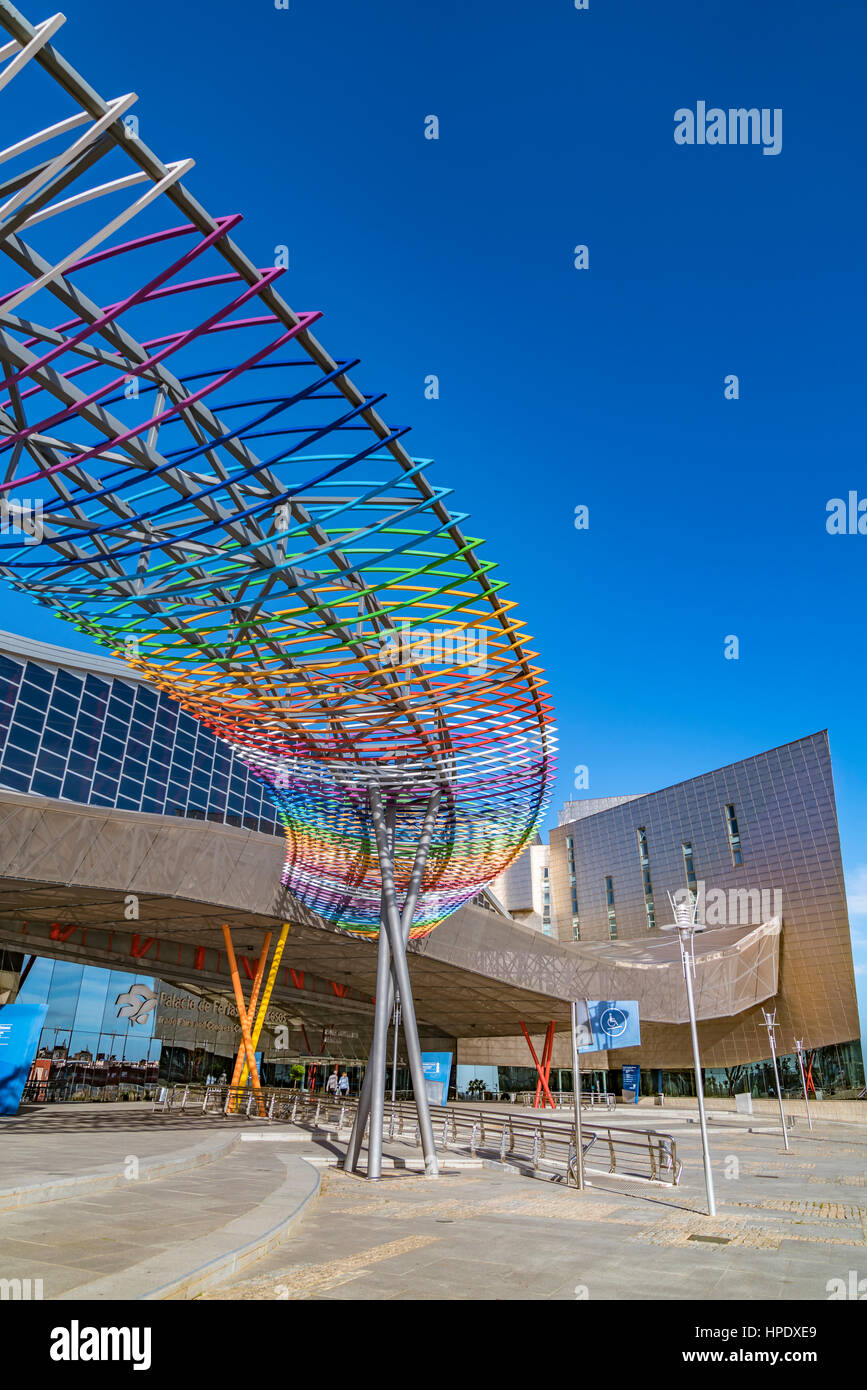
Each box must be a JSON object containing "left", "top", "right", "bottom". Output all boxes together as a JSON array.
[{"left": 325, "top": 1068, "right": 351, "bottom": 1097}]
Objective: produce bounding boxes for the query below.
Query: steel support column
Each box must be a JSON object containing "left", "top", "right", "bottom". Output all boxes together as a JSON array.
[
  {"left": 365, "top": 801, "right": 395, "bottom": 1180},
  {"left": 346, "top": 788, "right": 440, "bottom": 1176},
  {"left": 368, "top": 784, "right": 439, "bottom": 1177}
]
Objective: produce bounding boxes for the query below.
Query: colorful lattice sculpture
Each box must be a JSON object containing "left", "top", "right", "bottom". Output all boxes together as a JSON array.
[{"left": 0, "top": 2, "right": 556, "bottom": 940}]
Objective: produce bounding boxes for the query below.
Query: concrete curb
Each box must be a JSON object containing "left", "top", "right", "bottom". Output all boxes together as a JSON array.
[
  {"left": 0, "top": 1131, "right": 243, "bottom": 1211},
  {"left": 56, "top": 1153, "right": 321, "bottom": 1302},
  {"left": 307, "top": 1154, "right": 485, "bottom": 1172}
]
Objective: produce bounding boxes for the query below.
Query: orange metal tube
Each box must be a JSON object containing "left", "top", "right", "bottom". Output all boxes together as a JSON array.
[
  {"left": 238, "top": 923, "right": 290, "bottom": 1089},
  {"left": 534, "top": 1019, "right": 555, "bottom": 1109},
  {"left": 222, "top": 923, "right": 265, "bottom": 1116},
  {"left": 229, "top": 930, "right": 272, "bottom": 1094},
  {"left": 520, "top": 1020, "right": 558, "bottom": 1112}
]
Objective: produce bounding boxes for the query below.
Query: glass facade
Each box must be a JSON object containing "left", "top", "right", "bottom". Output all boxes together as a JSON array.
[
  {"left": 489, "top": 1041, "right": 864, "bottom": 1100},
  {"left": 0, "top": 645, "right": 279, "bottom": 834},
  {"left": 15, "top": 957, "right": 162, "bottom": 1101},
  {"left": 5, "top": 951, "right": 378, "bottom": 1100},
  {"left": 548, "top": 731, "right": 863, "bottom": 1074},
  {"left": 0, "top": 635, "right": 287, "bottom": 1098}
]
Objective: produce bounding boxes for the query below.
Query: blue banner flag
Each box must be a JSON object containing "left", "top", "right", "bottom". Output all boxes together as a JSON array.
[
  {"left": 622, "top": 1063, "right": 641, "bottom": 1101},
  {"left": 421, "top": 1052, "right": 452, "bottom": 1107},
  {"left": 578, "top": 1000, "right": 641, "bottom": 1054},
  {"left": 0, "top": 1003, "right": 47, "bottom": 1115}
]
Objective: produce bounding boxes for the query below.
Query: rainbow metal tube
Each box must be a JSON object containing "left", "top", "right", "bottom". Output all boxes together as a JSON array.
[{"left": 0, "top": 2, "right": 556, "bottom": 943}]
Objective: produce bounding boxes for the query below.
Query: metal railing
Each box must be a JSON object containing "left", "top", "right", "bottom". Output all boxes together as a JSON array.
[
  {"left": 514, "top": 1090, "right": 617, "bottom": 1112},
  {"left": 171, "top": 1086, "right": 681, "bottom": 1186}
]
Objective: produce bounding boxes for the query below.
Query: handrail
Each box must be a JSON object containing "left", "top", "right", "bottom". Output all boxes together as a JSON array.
[
  {"left": 176, "top": 1085, "right": 682, "bottom": 1186},
  {"left": 514, "top": 1090, "right": 617, "bottom": 1111}
]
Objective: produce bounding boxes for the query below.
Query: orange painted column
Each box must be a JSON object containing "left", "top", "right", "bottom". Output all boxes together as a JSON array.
[
  {"left": 229, "top": 930, "right": 272, "bottom": 1096},
  {"left": 520, "top": 1020, "right": 558, "bottom": 1111},
  {"left": 221, "top": 923, "right": 266, "bottom": 1116},
  {"left": 238, "top": 923, "right": 291, "bottom": 1089},
  {"left": 534, "top": 1020, "right": 555, "bottom": 1109}
]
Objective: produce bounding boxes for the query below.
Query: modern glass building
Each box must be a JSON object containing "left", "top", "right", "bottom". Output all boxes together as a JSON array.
[
  {"left": 546, "top": 731, "right": 864, "bottom": 1097},
  {"left": 11, "top": 957, "right": 342, "bottom": 1102},
  {"left": 0, "top": 629, "right": 288, "bottom": 1098},
  {"left": 0, "top": 630, "right": 281, "bottom": 833},
  {"left": 1, "top": 627, "right": 863, "bottom": 1103}
]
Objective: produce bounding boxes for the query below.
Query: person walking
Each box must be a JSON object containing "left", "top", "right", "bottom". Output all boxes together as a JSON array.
[
  {"left": 326, "top": 1068, "right": 339, "bottom": 1097},
  {"left": 338, "top": 1071, "right": 350, "bottom": 1097}
]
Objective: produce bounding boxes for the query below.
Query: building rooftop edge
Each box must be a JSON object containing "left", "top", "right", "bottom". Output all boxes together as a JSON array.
[
  {"left": 555, "top": 729, "right": 831, "bottom": 833},
  {"left": 0, "top": 627, "right": 143, "bottom": 682}
]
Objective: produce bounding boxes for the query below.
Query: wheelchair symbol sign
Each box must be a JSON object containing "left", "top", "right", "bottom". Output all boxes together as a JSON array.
[{"left": 599, "top": 1007, "right": 629, "bottom": 1038}]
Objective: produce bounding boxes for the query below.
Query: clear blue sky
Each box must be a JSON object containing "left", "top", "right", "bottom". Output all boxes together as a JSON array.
[{"left": 3, "top": 0, "right": 865, "bottom": 1029}]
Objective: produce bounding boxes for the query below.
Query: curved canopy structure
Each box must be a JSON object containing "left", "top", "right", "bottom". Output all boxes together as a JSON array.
[{"left": 0, "top": 4, "right": 556, "bottom": 943}]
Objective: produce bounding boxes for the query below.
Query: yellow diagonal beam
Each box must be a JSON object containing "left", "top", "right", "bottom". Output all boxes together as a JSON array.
[
  {"left": 228, "top": 930, "right": 272, "bottom": 1099},
  {"left": 239, "top": 921, "right": 291, "bottom": 1089}
]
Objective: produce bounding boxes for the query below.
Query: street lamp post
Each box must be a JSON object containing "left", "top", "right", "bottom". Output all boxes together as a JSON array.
[
  {"left": 570, "top": 1000, "right": 587, "bottom": 1191},
  {"left": 794, "top": 1038, "right": 813, "bottom": 1131},
  {"left": 391, "top": 994, "right": 401, "bottom": 1108},
  {"left": 661, "top": 895, "right": 717, "bottom": 1218},
  {"left": 762, "top": 1008, "right": 790, "bottom": 1151}
]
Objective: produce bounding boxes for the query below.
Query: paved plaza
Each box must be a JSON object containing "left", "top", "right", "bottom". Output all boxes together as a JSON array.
[{"left": 0, "top": 1100, "right": 865, "bottom": 1300}]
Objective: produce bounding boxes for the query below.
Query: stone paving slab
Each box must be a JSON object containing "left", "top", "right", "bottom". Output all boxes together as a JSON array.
[
  {"left": 202, "top": 1116, "right": 867, "bottom": 1301},
  {"left": 0, "top": 1127, "right": 323, "bottom": 1300},
  {"left": 2, "top": 1102, "right": 866, "bottom": 1301}
]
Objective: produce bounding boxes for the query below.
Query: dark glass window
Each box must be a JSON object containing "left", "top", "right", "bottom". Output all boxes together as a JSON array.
[
  {"left": 7, "top": 720, "right": 39, "bottom": 752},
  {"left": 35, "top": 749, "right": 66, "bottom": 779},
  {"left": 134, "top": 687, "right": 157, "bottom": 715},
  {"left": 22, "top": 662, "right": 53, "bottom": 692},
  {"left": 12, "top": 701, "right": 45, "bottom": 734},
  {"left": 725, "top": 804, "right": 743, "bottom": 865},
  {"left": 49, "top": 689, "right": 78, "bottom": 719},
  {"left": 1, "top": 743, "right": 34, "bottom": 775},
  {"left": 73, "top": 729, "right": 102, "bottom": 761},
  {"left": 682, "top": 841, "right": 698, "bottom": 890},
  {"left": 102, "top": 718, "right": 128, "bottom": 746},
  {"left": 31, "top": 770, "right": 62, "bottom": 798},
  {"left": 100, "top": 735, "right": 125, "bottom": 762},
  {"left": 66, "top": 751, "right": 96, "bottom": 776},
  {"left": 0, "top": 654, "right": 23, "bottom": 684},
  {"left": 91, "top": 769, "right": 119, "bottom": 795},
  {"left": 83, "top": 673, "right": 110, "bottom": 701},
  {"left": 54, "top": 669, "right": 83, "bottom": 699},
  {"left": 0, "top": 766, "right": 29, "bottom": 791},
  {"left": 62, "top": 772, "right": 93, "bottom": 803},
  {"left": 45, "top": 709, "right": 75, "bottom": 740},
  {"left": 109, "top": 682, "right": 135, "bottom": 707}
]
